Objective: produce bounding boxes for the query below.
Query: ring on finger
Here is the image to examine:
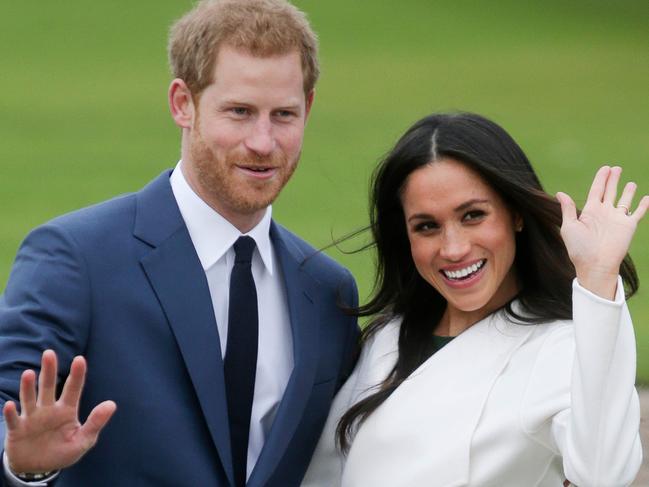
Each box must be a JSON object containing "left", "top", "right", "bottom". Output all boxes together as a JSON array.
[{"left": 617, "top": 204, "right": 631, "bottom": 216}]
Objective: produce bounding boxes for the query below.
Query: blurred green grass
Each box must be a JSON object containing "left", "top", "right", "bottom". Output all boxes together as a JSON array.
[{"left": 1, "top": 0, "right": 648, "bottom": 379}]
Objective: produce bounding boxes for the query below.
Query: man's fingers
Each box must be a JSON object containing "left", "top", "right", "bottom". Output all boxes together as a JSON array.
[
  {"left": 585, "top": 166, "right": 610, "bottom": 203},
  {"left": 78, "top": 401, "right": 117, "bottom": 447},
  {"left": 19, "top": 370, "right": 37, "bottom": 416},
  {"left": 37, "top": 350, "right": 58, "bottom": 407},
  {"left": 3, "top": 401, "right": 20, "bottom": 431},
  {"left": 59, "top": 356, "right": 87, "bottom": 409},
  {"left": 556, "top": 192, "right": 577, "bottom": 226},
  {"left": 603, "top": 166, "right": 622, "bottom": 204}
]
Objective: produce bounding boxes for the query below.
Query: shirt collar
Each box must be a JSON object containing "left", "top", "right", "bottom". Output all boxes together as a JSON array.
[{"left": 170, "top": 161, "right": 274, "bottom": 274}]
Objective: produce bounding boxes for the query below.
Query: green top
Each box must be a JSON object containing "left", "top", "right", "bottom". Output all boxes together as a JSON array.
[{"left": 423, "top": 334, "right": 455, "bottom": 360}]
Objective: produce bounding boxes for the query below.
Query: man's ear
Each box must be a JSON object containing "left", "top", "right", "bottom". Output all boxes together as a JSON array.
[
  {"left": 169, "top": 78, "right": 195, "bottom": 129},
  {"left": 304, "top": 89, "right": 315, "bottom": 121}
]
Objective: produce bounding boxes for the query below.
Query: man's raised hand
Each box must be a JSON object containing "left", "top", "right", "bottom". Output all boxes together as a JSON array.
[{"left": 3, "top": 350, "right": 116, "bottom": 474}]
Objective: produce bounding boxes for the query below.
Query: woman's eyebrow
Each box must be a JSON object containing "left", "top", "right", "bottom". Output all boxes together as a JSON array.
[
  {"left": 406, "top": 199, "right": 491, "bottom": 223},
  {"left": 407, "top": 212, "right": 435, "bottom": 223},
  {"left": 454, "top": 198, "right": 489, "bottom": 212}
]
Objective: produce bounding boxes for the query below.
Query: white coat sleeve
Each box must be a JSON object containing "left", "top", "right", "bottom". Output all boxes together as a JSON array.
[{"left": 552, "top": 277, "right": 642, "bottom": 486}]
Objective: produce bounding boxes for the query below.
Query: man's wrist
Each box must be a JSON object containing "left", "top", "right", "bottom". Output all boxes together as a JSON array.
[
  {"left": 14, "top": 472, "right": 55, "bottom": 482},
  {"left": 2, "top": 452, "right": 59, "bottom": 486}
]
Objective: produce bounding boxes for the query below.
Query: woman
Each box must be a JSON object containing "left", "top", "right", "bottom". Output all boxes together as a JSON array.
[{"left": 303, "top": 113, "right": 646, "bottom": 486}]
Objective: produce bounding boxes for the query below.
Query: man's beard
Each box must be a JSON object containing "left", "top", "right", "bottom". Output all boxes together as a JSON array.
[{"left": 189, "top": 130, "right": 297, "bottom": 216}]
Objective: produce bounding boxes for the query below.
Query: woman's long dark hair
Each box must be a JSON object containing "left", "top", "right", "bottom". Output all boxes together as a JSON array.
[{"left": 337, "top": 112, "right": 639, "bottom": 451}]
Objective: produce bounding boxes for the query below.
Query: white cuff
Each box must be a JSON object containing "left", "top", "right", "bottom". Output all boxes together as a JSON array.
[
  {"left": 2, "top": 452, "right": 59, "bottom": 486},
  {"left": 572, "top": 275, "right": 625, "bottom": 306}
]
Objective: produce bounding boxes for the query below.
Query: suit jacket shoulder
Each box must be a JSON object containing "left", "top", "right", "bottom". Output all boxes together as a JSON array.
[
  {"left": 271, "top": 224, "right": 352, "bottom": 279},
  {"left": 270, "top": 223, "right": 357, "bottom": 306}
]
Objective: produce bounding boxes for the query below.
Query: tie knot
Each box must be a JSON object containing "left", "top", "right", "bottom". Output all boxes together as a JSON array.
[{"left": 233, "top": 236, "right": 256, "bottom": 264}]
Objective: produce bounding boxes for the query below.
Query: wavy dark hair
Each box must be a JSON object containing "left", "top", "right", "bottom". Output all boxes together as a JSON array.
[{"left": 337, "top": 112, "right": 639, "bottom": 451}]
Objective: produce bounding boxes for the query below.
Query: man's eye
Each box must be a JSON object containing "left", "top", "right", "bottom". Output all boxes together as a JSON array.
[
  {"left": 276, "top": 110, "right": 296, "bottom": 118},
  {"left": 231, "top": 107, "right": 249, "bottom": 116}
]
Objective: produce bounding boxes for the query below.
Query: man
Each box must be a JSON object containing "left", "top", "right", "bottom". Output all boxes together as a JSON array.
[{"left": 0, "top": 1, "right": 359, "bottom": 485}]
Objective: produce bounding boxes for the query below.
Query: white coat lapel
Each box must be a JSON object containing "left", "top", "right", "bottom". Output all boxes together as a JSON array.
[{"left": 343, "top": 311, "right": 535, "bottom": 487}]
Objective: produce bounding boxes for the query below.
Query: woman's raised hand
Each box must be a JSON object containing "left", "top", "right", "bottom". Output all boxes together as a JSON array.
[{"left": 556, "top": 166, "right": 648, "bottom": 299}]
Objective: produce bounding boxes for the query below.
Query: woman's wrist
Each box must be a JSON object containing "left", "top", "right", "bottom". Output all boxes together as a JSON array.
[{"left": 575, "top": 269, "right": 619, "bottom": 300}]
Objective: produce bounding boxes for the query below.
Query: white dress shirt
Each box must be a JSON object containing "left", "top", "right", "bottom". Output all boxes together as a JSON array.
[
  {"left": 171, "top": 161, "right": 294, "bottom": 479},
  {"left": 2, "top": 162, "right": 294, "bottom": 485}
]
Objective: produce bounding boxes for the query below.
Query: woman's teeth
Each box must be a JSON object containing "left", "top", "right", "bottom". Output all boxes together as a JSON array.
[{"left": 442, "top": 260, "right": 485, "bottom": 280}]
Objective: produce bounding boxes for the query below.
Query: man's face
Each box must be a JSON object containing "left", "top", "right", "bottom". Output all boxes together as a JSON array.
[{"left": 183, "top": 46, "right": 313, "bottom": 230}]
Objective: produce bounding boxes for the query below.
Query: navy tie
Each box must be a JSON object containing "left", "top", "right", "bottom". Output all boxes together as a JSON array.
[{"left": 224, "top": 236, "right": 258, "bottom": 487}]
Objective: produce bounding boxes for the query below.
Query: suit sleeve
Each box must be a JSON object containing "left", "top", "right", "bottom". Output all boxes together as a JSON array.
[
  {"left": 0, "top": 223, "right": 92, "bottom": 452},
  {"left": 302, "top": 320, "right": 400, "bottom": 487},
  {"left": 524, "top": 278, "right": 642, "bottom": 486}
]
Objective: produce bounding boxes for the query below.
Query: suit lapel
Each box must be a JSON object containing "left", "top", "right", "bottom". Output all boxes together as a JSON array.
[
  {"left": 248, "top": 224, "right": 319, "bottom": 487},
  {"left": 345, "top": 312, "right": 535, "bottom": 487},
  {"left": 134, "top": 171, "right": 234, "bottom": 487}
]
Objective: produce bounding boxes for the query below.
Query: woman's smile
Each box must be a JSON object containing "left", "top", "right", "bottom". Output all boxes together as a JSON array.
[
  {"left": 440, "top": 258, "right": 487, "bottom": 288},
  {"left": 401, "top": 158, "right": 521, "bottom": 327}
]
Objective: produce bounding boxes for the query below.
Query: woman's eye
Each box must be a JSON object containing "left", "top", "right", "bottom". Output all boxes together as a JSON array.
[
  {"left": 414, "top": 221, "right": 439, "bottom": 232},
  {"left": 463, "top": 210, "right": 486, "bottom": 222}
]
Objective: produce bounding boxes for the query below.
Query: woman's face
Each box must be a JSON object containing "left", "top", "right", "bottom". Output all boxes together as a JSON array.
[{"left": 401, "top": 158, "right": 520, "bottom": 321}]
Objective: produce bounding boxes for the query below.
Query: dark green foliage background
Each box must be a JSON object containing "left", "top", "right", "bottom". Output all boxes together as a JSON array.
[{"left": 1, "top": 1, "right": 647, "bottom": 378}]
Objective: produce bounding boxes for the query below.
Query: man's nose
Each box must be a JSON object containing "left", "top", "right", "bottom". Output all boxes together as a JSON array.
[{"left": 245, "top": 117, "right": 276, "bottom": 157}]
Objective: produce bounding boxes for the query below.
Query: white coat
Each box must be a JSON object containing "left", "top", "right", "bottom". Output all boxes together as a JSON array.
[{"left": 302, "top": 279, "right": 642, "bottom": 487}]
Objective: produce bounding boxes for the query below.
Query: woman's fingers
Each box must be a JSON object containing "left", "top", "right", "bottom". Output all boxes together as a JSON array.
[
  {"left": 603, "top": 166, "right": 622, "bottom": 204},
  {"left": 631, "top": 195, "right": 649, "bottom": 222},
  {"left": 586, "top": 166, "right": 611, "bottom": 203},
  {"left": 615, "top": 181, "right": 636, "bottom": 215},
  {"left": 556, "top": 191, "right": 577, "bottom": 225}
]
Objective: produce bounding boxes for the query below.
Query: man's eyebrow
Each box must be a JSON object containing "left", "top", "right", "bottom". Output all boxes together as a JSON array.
[
  {"left": 220, "top": 98, "right": 254, "bottom": 105},
  {"left": 219, "top": 98, "right": 303, "bottom": 106}
]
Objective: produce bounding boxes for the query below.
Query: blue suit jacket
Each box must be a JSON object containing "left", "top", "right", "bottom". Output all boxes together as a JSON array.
[{"left": 0, "top": 171, "right": 359, "bottom": 486}]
